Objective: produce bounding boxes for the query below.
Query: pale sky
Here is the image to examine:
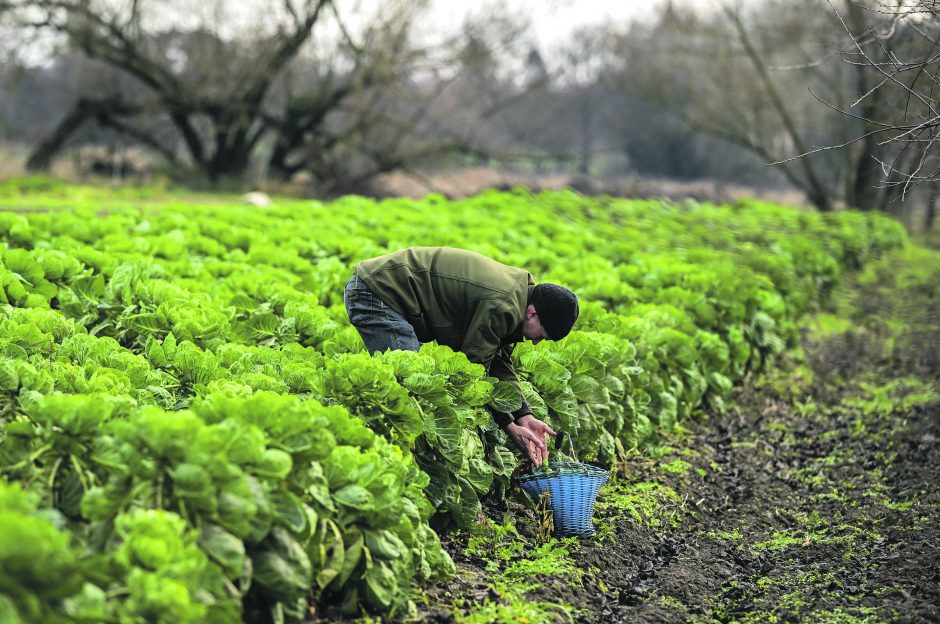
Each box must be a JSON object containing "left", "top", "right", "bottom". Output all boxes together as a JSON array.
[
  {"left": 6, "top": 0, "right": 712, "bottom": 68},
  {"left": 420, "top": 0, "right": 713, "bottom": 50},
  {"left": 500, "top": 0, "right": 668, "bottom": 41}
]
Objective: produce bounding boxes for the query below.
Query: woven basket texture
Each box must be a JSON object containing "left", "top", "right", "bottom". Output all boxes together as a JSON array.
[{"left": 519, "top": 461, "right": 609, "bottom": 536}]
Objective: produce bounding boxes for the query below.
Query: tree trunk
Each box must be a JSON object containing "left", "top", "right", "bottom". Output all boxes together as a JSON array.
[
  {"left": 729, "top": 9, "right": 833, "bottom": 212},
  {"left": 21, "top": 2, "right": 335, "bottom": 182},
  {"left": 579, "top": 87, "right": 593, "bottom": 176},
  {"left": 845, "top": 1, "right": 885, "bottom": 211},
  {"left": 928, "top": 192, "right": 938, "bottom": 232},
  {"left": 203, "top": 120, "right": 253, "bottom": 183},
  {"left": 27, "top": 97, "right": 135, "bottom": 171}
]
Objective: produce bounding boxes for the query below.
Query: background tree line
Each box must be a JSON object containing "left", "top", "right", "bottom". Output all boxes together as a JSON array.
[{"left": 0, "top": 0, "right": 936, "bottom": 225}]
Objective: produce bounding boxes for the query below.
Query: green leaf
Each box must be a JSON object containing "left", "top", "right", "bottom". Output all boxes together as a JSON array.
[
  {"left": 332, "top": 526, "right": 364, "bottom": 590},
  {"left": 313, "top": 520, "right": 345, "bottom": 590},
  {"left": 459, "top": 379, "right": 493, "bottom": 406},
  {"left": 362, "top": 560, "right": 397, "bottom": 610},
  {"left": 256, "top": 449, "right": 293, "bottom": 480},
  {"left": 570, "top": 374, "right": 608, "bottom": 404},
  {"left": 217, "top": 478, "right": 256, "bottom": 540},
  {"left": 519, "top": 351, "right": 570, "bottom": 382},
  {"left": 334, "top": 485, "right": 374, "bottom": 511},
  {"left": 466, "top": 455, "right": 494, "bottom": 495},
  {"left": 304, "top": 463, "right": 335, "bottom": 512},
  {"left": 0, "top": 359, "right": 18, "bottom": 391},
  {"left": 364, "top": 529, "right": 405, "bottom": 561},
  {"left": 269, "top": 490, "right": 308, "bottom": 535},
  {"left": 56, "top": 471, "right": 84, "bottom": 519},
  {"left": 3, "top": 418, "right": 37, "bottom": 438},
  {"left": 199, "top": 523, "right": 246, "bottom": 578},
  {"left": 251, "top": 526, "right": 312, "bottom": 603},
  {"left": 451, "top": 478, "right": 481, "bottom": 528},
  {"left": 246, "top": 476, "right": 272, "bottom": 544},
  {"left": 172, "top": 463, "right": 214, "bottom": 501},
  {"left": 487, "top": 380, "right": 522, "bottom": 414},
  {"left": 402, "top": 372, "right": 447, "bottom": 400}
]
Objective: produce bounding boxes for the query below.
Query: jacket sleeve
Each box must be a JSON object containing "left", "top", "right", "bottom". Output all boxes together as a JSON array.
[
  {"left": 461, "top": 300, "right": 533, "bottom": 425},
  {"left": 461, "top": 299, "right": 515, "bottom": 366}
]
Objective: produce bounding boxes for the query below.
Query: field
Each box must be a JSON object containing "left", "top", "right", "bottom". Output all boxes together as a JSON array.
[
  {"left": 424, "top": 246, "right": 940, "bottom": 623},
  {"left": 0, "top": 177, "right": 937, "bottom": 623}
]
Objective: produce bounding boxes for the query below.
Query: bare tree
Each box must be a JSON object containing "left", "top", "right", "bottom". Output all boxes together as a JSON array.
[
  {"left": 819, "top": 0, "right": 940, "bottom": 217},
  {"left": 5, "top": 0, "right": 431, "bottom": 184},
  {"left": 603, "top": 0, "right": 925, "bottom": 212},
  {"left": 402, "top": 12, "right": 548, "bottom": 170},
  {"left": 3, "top": 0, "right": 562, "bottom": 192},
  {"left": 609, "top": 1, "right": 834, "bottom": 210}
]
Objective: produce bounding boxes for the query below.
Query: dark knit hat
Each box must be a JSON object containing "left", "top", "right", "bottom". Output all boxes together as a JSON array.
[{"left": 531, "top": 283, "right": 579, "bottom": 340}]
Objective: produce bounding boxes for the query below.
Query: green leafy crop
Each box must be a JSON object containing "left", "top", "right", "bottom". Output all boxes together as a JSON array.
[{"left": 0, "top": 184, "right": 905, "bottom": 619}]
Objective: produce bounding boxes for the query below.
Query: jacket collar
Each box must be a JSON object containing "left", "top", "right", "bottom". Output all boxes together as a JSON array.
[{"left": 503, "top": 285, "right": 534, "bottom": 345}]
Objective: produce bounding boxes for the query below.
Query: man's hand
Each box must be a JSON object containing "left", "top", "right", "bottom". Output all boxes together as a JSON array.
[
  {"left": 516, "top": 414, "right": 556, "bottom": 441},
  {"left": 506, "top": 415, "right": 557, "bottom": 467}
]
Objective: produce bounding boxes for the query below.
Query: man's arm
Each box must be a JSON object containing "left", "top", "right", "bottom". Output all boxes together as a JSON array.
[
  {"left": 489, "top": 344, "right": 558, "bottom": 466},
  {"left": 459, "top": 300, "right": 530, "bottom": 425},
  {"left": 460, "top": 300, "right": 556, "bottom": 465}
]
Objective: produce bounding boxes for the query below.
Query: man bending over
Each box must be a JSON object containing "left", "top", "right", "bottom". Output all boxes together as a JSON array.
[{"left": 345, "top": 246, "right": 579, "bottom": 467}]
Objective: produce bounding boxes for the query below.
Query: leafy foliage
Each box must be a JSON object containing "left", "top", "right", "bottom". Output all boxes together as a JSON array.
[{"left": 0, "top": 184, "right": 905, "bottom": 620}]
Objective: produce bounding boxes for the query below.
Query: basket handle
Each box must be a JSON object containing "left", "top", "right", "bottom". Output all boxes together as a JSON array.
[{"left": 554, "top": 431, "right": 580, "bottom": 463}]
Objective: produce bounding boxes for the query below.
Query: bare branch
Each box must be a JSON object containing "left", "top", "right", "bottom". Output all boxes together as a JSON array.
[{"left": 726, "top": 5, "right": 832, "bottom": 210}]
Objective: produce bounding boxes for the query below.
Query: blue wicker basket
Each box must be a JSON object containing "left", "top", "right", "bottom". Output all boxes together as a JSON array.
[{"left": 517, "top": 434, "right": 609, "bottom": 537}]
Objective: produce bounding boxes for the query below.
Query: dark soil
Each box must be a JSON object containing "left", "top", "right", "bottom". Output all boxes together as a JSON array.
[{"left": 421, "top": 252, "right": 940, "bottom": 623}]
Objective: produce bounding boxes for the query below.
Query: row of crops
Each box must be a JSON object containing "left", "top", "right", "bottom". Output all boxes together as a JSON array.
[{"left": 0, "top": 179, "right": 906, "bottom": 622}]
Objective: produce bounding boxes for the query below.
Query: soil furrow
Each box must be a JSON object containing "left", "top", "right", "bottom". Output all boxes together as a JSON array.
[{"left": 418, "top": 248, "right": 940, "bottom": 624}]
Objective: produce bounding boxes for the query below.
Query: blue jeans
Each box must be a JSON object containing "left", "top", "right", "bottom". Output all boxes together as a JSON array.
[{"left": 344, "top": 273, "right": 420, "bottom": 354}]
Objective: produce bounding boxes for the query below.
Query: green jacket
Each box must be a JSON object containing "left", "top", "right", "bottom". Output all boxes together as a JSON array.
[{"left": 355, "top": 247, "right": 533, "bottom": 418}]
